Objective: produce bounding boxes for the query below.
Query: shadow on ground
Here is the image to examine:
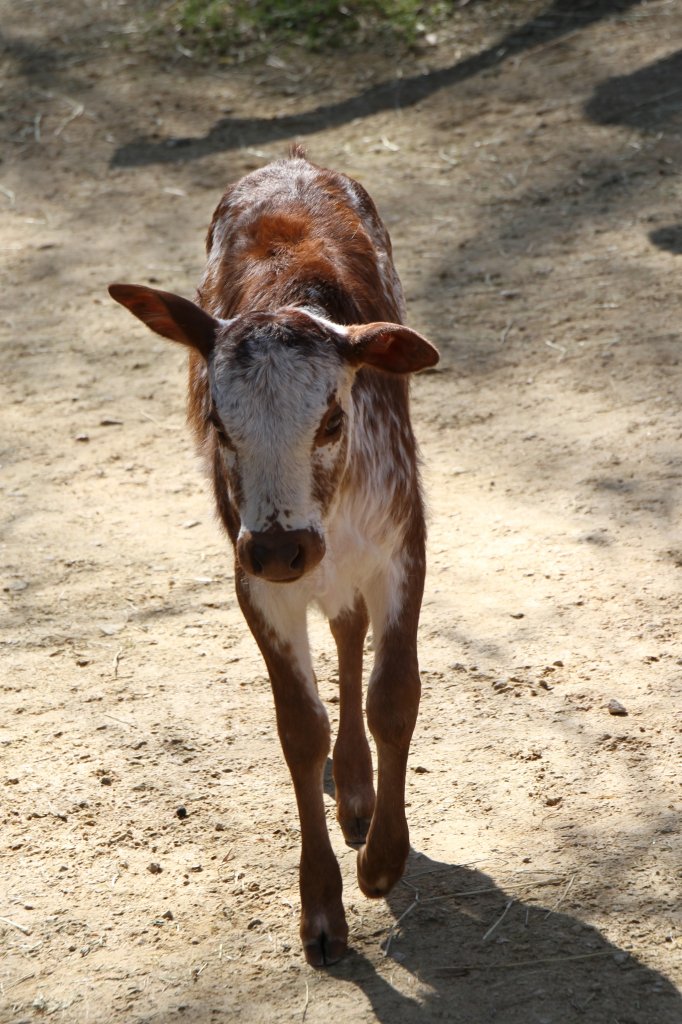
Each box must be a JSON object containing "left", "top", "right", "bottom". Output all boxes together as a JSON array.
[
  {"left": 317, "top": 762, "right": 680, "bottom": 1023},
  {"left": 332, "top": 848, "right": 681, "bottom": 1024},
  {"left": 584, "top": 49, "right": 682, "bottom": 133},
  {"left": 649, "top": 224, "right": 682, "bottom": 254},
  {"left": 108, "top": 0, "right": 644, "bottom": 167},
  {"left": 141, "top": 840, "right": 681, "bottom": 1023}
]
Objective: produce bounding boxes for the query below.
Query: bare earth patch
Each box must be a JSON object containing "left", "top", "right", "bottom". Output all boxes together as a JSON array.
[{"left": 1, "top": 1, "right": 680, "bottom": 1021}]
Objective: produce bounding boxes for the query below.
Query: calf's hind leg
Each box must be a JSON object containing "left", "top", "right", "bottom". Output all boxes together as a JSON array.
[
  {"left": 357, "top": 559, "right": 424, "bottom": 899},
  {"left": 330, "top": 598, "right": 375, "bottom": 847}
]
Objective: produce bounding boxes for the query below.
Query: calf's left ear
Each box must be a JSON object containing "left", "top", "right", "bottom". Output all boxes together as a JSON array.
[
  {"left": 347, "top": 322, "right": 439, "bottom": 374},
  {"left": 108, "top": 283, "right": 220, "bottom": 360}
]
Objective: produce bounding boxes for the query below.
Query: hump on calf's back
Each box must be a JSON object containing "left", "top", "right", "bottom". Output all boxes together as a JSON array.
[{"left": 109, "top": 149, "right": 438, "bottom": 967}]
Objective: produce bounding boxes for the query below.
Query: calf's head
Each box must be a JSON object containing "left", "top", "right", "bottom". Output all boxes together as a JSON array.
[{"left": 109, "top": 284, "right": 438, "bottom": 583}]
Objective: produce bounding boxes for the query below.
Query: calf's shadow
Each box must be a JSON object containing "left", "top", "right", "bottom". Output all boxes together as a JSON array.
[{"left": 323, "top": 764, "right": 681, "bottom": 1023}]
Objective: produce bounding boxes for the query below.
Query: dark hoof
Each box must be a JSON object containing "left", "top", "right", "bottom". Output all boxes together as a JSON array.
[
  {"left": 303, "top": 933, "right": 348, "bottom": 968},
  {"left": 340, "top": 816, "right": 372, "bottom": 848},
  {"left": 356, "top": 846, "right": 405, "bottom": 899}
]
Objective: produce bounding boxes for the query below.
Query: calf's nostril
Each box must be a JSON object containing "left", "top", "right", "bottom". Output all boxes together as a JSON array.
[
  {"left": 289, "top": 546, "right": 304, "bottom": 572},
  {"left": 250, "top": 545, "right": 267, "bottom": 575}
]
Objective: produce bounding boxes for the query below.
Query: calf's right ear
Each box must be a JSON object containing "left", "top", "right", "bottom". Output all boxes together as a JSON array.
[
  {"left": 347, "top": 322, "right": 440, "bottom": 375},
  {"left": 108, "top": 283, "right": 219, "bottom": 360}
]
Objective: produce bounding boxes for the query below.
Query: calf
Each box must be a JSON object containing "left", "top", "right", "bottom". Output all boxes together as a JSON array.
[{"left": 109, "top": 148, "right": 438, "bottom": 966}]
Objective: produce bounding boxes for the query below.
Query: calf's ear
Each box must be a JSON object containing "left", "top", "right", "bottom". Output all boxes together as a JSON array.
[
  {"left": 108, "top": 283, "right": 219, "bottom": 360},
  {"left": 347, "top": 322, "right": 439, "bottom": 375}
]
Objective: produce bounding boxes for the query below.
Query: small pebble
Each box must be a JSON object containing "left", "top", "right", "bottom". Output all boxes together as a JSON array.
[
  {"left": 148, "top": 862, "right": 163, "bottom": 874},
  {"left": 4, "top": 579, "right": 28, "bottom": 592},
  {"left": 176, "top": 806, "right": 188, "bottom": 820},
  {"left": 608, "top": 699, "right": 628, "bottom": 717}
]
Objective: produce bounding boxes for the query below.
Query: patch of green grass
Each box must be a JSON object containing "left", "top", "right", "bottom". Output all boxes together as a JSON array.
[{"left": 169, "top": 0, "right": 459, "bottom": 56}]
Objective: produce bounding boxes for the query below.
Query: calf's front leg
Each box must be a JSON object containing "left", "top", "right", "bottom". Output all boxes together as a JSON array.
[{"left": 236, "top": 577, "right": 347, "bottom": 967}]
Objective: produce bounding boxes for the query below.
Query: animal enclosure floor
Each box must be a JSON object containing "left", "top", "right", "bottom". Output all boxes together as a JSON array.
[{"left": 1, "top": 1, "right": 681, "bottom": 1021}]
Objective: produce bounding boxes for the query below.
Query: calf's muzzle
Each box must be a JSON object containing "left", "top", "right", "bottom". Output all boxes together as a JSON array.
[{"left": 237, "top": 526, "right": 325, "bottom": 583}]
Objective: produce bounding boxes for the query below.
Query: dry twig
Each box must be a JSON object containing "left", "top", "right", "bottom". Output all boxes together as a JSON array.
[
  {"left": 500, "top": 319, "right": 514, "bottom": 346},
  {"left": 383, "top": 895, "right": 420, "bottom": 957},
  {"left": 103, "top": 713, "right": 138, "bottom": 729},
  {"left": 420, "top": 874, "right": 564, "bottom": 905},
  {"left": 544, "top": 872, "right": 576, "bottom": 919},
  {"left": 482, "top": 899, "right": 514, "bottom": 942},
  {"left": 0, "top": 916, "right": 32, "bottom": 935},
  {"left": 54, "top": 102, "right": 84, "bottom": 137},
  {"left": 436, "top": 949, "right": 614, "bottom": 975}
]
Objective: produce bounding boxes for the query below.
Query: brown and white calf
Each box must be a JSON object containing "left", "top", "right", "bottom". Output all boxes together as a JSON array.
[{"left": 109, "top": 148, "right": 438, "bottom": 967}]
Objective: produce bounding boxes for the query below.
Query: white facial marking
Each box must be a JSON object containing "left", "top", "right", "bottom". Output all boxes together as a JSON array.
[
  {"left": 210, "top": 312, "right": 355, "bottom": 536},
  {"left": 295, "top": 307, "right": 349, "bottom": 339}
]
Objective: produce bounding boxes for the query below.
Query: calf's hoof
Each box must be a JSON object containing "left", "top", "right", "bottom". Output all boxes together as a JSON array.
[
  {"left": 339, "top": 815, "right": 372, "bottom": 849},
  {"left": 302, "top": 929, "right": 348, "bottom": 968},
  {"left": 356, "top": 844, "right": 407, "bottom": 899},
  {"left": 301, "top": 902, "right": 348, "bottom": 968}
]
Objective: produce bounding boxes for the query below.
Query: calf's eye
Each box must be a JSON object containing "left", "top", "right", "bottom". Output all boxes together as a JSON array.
[
  {"left": 325, "top": 407, "right": 343, "bottom": 436},
  {"left": 315, "top": 402, "right": 345, "bottom": 447}
]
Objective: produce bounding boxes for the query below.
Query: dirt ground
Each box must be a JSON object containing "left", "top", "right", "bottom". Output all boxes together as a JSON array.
[{"left": 2, "top": 1, "right": 681, "bottom": 1021}]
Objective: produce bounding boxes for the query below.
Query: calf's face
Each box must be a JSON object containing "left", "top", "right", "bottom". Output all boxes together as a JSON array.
[
  {"left": 108, "top": 284, "right": 438, "bottom": 583},
  {"left": 210, "top": 310, "right": 355, "bottom": 582}
]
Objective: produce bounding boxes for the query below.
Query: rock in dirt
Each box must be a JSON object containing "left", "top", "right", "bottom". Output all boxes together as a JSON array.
[{"left": 607, "top": 699, "right": 628, "bottom": 716}]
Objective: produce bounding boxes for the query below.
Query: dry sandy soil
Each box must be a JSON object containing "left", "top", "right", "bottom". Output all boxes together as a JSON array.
[{"left": 2, "top": 1, "right": 681, "bottom": 1021}]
